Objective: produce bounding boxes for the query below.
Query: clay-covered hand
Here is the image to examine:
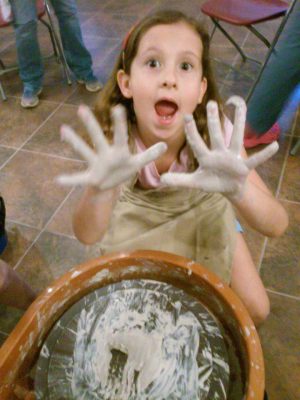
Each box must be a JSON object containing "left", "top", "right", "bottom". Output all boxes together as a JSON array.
[
  {"left": 56, "top": 105, "right": 167, "bottom": 190},
  {"left": 161, "top": 96, "right": 279, "bottom": 200}
]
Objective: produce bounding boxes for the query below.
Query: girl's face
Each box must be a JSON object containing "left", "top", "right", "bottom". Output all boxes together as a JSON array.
[{"left": 118, "top": 22, "right": 207, "bottom": 149}]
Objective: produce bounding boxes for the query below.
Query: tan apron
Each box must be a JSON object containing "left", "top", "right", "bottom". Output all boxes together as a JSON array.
[{"left": 100, "top": 180, "right": 237, "bottom": 284}]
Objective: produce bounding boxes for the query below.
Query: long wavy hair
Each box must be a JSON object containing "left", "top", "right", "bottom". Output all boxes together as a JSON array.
[{"left": 94, "top": 9, "right": 222, "bottom": 146}]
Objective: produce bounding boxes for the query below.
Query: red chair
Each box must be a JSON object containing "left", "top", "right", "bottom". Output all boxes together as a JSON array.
[
  {"left": 201, "top": 0, "right": 297, "bottom": 101},
  {"left": 201, "top": 0, "right": 289, "bottom": 63},
  {"left": 0, "top": 0, "right": 71, "bottom": 100}
]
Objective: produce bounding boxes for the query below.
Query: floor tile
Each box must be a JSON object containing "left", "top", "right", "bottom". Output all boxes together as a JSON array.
[
  {"left": 222, "top": 69, "right": 256, "bottom": 100},
  {"left": 93, "top": 42, "right": 123, "bottom": 83},
  {"left": 1, "top": 221, "right": 40, "bottom": 268},
  {"left": 0, "top": 150, "right": 84, "bottom": 229},
  {"left": 1, "top": 68, "right": 23, "bottom": 99},
  {"left": 63, "top": 81, "right": 103, "bottom": 108},
  {"left": 23, "top": 104, "right": 91, "bottom": 159},
  {"left": 15, "top": 231, "right": 101, "bottom": 293},
  {"left": 154, "top": 0, "right": 203, "bottom": 17},
  {"left": 81, "top": 11, "right": 137, "bottom": 39},
  {"left": 0, "top": 97, "right": 59, "bottom": 148},
  {"left": 104, "top": 0, "right": 157, "bottom": 15},
  {"left": 253, "top": 135, "right": 291, "bottom": 194},
  {"left": 46, "top": 187, "right": 83, "bottom": 237},
  {"left": 279, "top": 150, "right": 300, "bottom": 202},
  {"left": 0, "top": 36, "right": 18, "bottom": 68},
  {"left": 259, "top": 292, "right": 300, "bottom": 400},
  {"left": 76, "top": 10, "right": 97, "bottom": 26},
  {"left": 244, "top": 17, "right": 283, "bottom": 44},
  {"left": 219, "top": 59, "right": 262, "bottom": 101},
  {"left": 0, "top": 25, "right": 15, "bottom": 52},
  {"left": 213, "top": 60, "right": 241, "bottom": 96},
  {"left": 204, "top": 21, "right": 248, "bottom": 48},
  {"left": 239, "top": 43, "right": 269, "bottom": 64},
  {"left": 39, "top": 67, "right": 77, "bottom": 104},
  {"left": 0, "top": 303, "right": 24, "bottom": 336},
  {"left": 261, "top": 201, "right": 300, "bottom": 297},
  {"left": 0, "top": 146, "right": 15, "bottom": 167},
  {"left": 0, "top": 331, "right": 8, "bottom": 347},
  {"left": 77, "top": 0, "right": 112, "bottom": 13}
]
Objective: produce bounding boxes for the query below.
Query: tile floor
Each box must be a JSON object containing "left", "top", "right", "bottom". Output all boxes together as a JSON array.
[{"left": 0, "top": 0, "right": 299, "bottom": 398}]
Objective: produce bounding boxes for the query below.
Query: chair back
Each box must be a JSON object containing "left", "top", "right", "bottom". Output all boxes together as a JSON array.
[{"left": 201, "top": 0, "right": 289, "bottom": 26}]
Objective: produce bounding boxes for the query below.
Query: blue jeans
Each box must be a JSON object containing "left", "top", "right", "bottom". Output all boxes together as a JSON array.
[{"left": 10, "top": 0, "right": 96, "bottom": 92}]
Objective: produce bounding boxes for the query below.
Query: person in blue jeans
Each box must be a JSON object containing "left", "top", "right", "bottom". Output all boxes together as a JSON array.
[
  {"left": 10, "top": 0, "right": 102, "bottom": 108},
  {"left": 244, "top": 0, "right": 300, "bottom": 148}
]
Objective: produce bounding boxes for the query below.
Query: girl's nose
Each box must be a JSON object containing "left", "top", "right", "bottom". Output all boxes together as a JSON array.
[
  {"left": 161, "top": 66, "right": 177, "bottom": 89},
  {"left": 162, "top": 79, "right": 177, "bottom": 89}
]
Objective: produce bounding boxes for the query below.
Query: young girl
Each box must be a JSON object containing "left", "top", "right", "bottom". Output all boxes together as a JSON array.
[{"left": 57, "top": 10, "right": 288, "bottom": 326}]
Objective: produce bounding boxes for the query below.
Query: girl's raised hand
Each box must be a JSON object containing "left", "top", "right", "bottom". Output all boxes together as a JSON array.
[
  {"left": 56, "top": 105, "right": 167, "bottom": 191},
  {"left": 160, "top": 96, "right": 279, "bottom": 200}
]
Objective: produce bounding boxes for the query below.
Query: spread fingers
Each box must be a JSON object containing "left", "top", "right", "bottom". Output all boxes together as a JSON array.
[
  {"left": 78, "top": 105, "right": 108, "bottom": 151},
  {"left": 245, "top": 142, "right": 279, "bottom": 170},
  {"left": 61, "top": 124, "right": 95, "bottom": 163}
]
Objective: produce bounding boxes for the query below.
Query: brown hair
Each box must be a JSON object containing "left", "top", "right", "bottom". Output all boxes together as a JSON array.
[{"left": 94, "top": 9, "right": 222, "bottom": 144}]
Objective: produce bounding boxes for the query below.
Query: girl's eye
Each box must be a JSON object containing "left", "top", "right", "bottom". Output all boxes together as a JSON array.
[
  {"left": 181, "top": 62, "right": 193, "bottom": 71},
  {"left": 147, "top": 59, "right": 160, "bottom": 68}
]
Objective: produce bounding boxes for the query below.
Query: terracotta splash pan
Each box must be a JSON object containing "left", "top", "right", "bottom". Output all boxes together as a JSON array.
[{"left": 0, "top": 250, "right": 264, "bottom": 399}]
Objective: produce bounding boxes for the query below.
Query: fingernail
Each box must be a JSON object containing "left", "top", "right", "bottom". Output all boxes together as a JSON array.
[
  {"left": 78, "top": 104, "right": 88, "bottom": 117},
  {"left": 207, "top": 101, "right": 217, "bottom": 112},
  {"left": 60, "top": 125, "right": 69, "bottom": 140},
  {"left": 60, "top": 125, "right": 66, "bottom": 137},
  {"left": 270, "top": 141, "right": 279, "bottom": 152},
  {"left": 184, "top": 114, "right": 193, "bottom": 123},
  {"left": 160, "top": 142, "right": 168, "bottom": 152},
  {"left": 226, "top": 96, "right": 246, "bottom": 111},
  {"left": 112, "top": 104, "right": 125, "bottom": 118}
]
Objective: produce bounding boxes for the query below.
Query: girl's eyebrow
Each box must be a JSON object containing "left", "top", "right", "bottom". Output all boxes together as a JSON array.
[
  {"left": 140, "top": 46, "right": 161, "bottom": 55},
  {"left": 141, "top": 47, "right": 200, "bottom": 60},
  {"left": 180, "top": 50, "right": 201, "bottom": 60}
]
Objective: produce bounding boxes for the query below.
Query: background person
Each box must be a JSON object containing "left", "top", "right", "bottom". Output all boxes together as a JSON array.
[
  {"left": 10, "top": 0, "right": 102, "bottom": 108},
  {"left": 244, "top": 0, "right": 300, "bottom": 148}
]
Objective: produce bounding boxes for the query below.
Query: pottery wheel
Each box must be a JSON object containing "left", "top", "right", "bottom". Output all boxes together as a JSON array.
[{"left": 35, "top": 279, "right": 231, "bottom": 399}]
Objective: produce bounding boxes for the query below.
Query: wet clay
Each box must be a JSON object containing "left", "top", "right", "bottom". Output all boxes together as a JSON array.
[{"left": 35, "top": 279, "right": 232, "bottom": 399}]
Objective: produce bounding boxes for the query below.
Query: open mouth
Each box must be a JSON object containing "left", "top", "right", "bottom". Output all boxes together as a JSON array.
[{"left": 155, "top": 100, "right": 178, "bottom": 121}]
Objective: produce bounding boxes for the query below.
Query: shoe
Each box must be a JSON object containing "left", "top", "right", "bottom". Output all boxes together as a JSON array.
[
  {"left": 244, "top": 122, "right": 280, "bottom": 149},
  {"left": 21, "top": 87, "right": 42, "bottom": 109},
  {"left": 77, "top": 78, "right": 103, "bottom": 92},
  {"left": 0, "top": 197, "right": 8, "bottom": 255}
]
